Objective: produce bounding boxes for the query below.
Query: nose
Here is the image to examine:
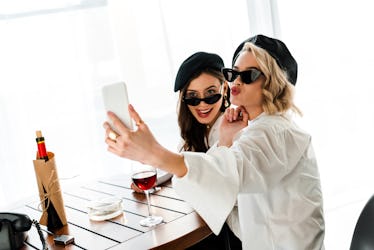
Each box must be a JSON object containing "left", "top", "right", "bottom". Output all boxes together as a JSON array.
[
  {"left": 198, "top": 100, "right": 211, "bottom": 106},
  {"left": 231, "top": 76, "right": 242, "bottom": 86}
]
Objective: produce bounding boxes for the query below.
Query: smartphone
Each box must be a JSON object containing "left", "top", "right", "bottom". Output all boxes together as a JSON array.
[{"left": 102, "top": 82, "right": 134, "bottom": 131}]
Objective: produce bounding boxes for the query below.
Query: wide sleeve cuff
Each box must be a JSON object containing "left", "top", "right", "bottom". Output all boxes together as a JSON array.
[{"left": 172, "top": 147, "right": 239, "bottom": 235}]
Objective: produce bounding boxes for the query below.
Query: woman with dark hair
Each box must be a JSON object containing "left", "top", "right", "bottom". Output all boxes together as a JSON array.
[
  {"left": 174, "top": 52, "right": 230, "bottom": 153},
  {"left": 174, "top": 52, "right": 241, "bottom": 249},
  {"left": 133, "top": 51, "right": 239, "bottom": 249}
]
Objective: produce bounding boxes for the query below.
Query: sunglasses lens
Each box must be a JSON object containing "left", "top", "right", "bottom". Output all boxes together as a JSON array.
[
  {"left": 204, "top": 94, "right": 222, "bottom": 104},
  {"left": 241, "top": 69, "right": 262, "bottom": 84},
  {"left": 222, "top": 68, "right": 237, "bottom": 82},
  {"left": 183, "top": 98, "right": 200, "bottom": 106},
  {"left": 223, "top": 68, "right": 262, "bottom": 84}
]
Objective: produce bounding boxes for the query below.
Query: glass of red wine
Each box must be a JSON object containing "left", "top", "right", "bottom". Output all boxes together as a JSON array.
[{"left": 131, "top": 164, "right": 163, "bottom": 227}]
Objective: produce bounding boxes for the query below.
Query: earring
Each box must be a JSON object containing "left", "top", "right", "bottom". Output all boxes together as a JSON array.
[{"left": 224, "top": 95, "right": 229, "bottom": 108}]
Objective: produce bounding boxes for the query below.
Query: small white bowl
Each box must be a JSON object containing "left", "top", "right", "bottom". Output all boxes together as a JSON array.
[{"left": 87, "top": 197, "right": 124, "bottom": 221}]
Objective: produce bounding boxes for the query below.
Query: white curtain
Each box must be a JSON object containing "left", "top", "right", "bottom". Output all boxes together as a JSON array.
[
  {"left": 0, "top": 4, "right": 120, "bottom": 206},
  {"left": 245, "top": 0, "right": 281, "bottom": 38},
  {"left": 0, "top": 0, "right": 250, "bottom": 207}
]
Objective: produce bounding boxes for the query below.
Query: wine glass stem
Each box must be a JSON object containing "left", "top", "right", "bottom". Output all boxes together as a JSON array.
[{"left": 145, "top": 190, "right": 152, "bottom": 217}]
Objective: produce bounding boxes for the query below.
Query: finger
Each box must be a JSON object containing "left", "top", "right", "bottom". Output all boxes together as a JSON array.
[
  {"left": 104, "top": 124, "right": 118, "bottom": 142},
  {"left": 105, "top": 136, "right": 117, "bottom": 147},
  {"left": 103, "top": 121, "right": 111, "bottom": 130},
  {"left": 108, "top": 130, "right": 118, "bottom": 141},
  {"left": 229, "top": 108, "right": 235, "bottom": 122},
  {"left": 235, "top": 106, "right": 245, "bottom": 121},
  {"left": 224, "top": 108, "right": 230, "bottom": 120},
  {"left": 106, "top": 143, "right": 125, "bottom": 158},
  {"left": 224, "top": 108, "right": 230, "bottom": 121},
  {"left": 107, "top": 111, "right": 130, "bottom": 133},
  {"left": 225, "top": 108, "right": 233, "bottom": 122},
  {"left": 233, "top": 107, "right": 241, "bottom": 121},
  {"left": 239, "top": 106, "right": 249, "bottom": 123},
  {"left": 131, "top": 183, "right": 144, "bottom": 193},
  {"left": 129, "top": 104, "right": 145, "bottom": 127}
]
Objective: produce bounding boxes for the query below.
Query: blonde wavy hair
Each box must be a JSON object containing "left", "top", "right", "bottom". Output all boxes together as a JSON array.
[{"left": 241, "top": 42, "right": 302, "bottom": 116}]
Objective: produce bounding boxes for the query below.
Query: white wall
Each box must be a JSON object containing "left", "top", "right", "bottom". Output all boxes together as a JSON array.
[
  {"left": 0, "top": 0, "right": 250, "bottom": 206},
  {"left": 278, "top": 1, "right": 374, "bottom": 249}
]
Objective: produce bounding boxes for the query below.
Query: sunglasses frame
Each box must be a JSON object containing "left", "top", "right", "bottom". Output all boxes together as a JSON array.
[
  {"left": 183, "top": 83, "right": 224, "bottom": 106},
  {"left": 183, "top": 93, "right": 222, "bottom": 106},
  {"left": 221, "top": 68, "right": 263, "bottom": 84}
]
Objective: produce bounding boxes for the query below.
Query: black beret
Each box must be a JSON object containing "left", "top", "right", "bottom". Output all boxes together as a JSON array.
[
  {"left": 174, "top": 52, "right": 224, "bottom": 92},
  {"left": 232, "top": 34, "right": 298, "bottom": 85}
]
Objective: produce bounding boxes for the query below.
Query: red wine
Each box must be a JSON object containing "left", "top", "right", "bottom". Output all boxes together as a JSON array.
[{"left": 132, "top": 171, "right": 157, "bottom": 190}]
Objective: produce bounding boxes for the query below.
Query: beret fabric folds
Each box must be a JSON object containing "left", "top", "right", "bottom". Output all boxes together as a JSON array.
[
  {"left": 174, "top": 52, "right": 224, "bottom": 92},
  {"left": 232, "top": 34, "right": 298, "bottom": 85}
]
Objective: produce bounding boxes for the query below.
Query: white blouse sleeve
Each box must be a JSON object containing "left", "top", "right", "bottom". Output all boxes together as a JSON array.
[{"left": 173, "top": 147, "right": 239, "bottom": 235}]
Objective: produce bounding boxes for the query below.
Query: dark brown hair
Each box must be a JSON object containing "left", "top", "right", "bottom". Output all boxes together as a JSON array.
[{"left": 177, "top": 68, "right": 229, "bottom": 152}]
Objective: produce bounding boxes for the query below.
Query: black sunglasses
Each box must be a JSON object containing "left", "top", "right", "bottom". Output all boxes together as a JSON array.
[
  {"left": 183, "top": 93, "right": 222, "bottom": 106},
  {"left": 222, "top": 68, "right": 263, "bottom": 84}
]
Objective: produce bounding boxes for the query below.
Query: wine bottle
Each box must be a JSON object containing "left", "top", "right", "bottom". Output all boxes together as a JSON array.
[{"left": 36, "top": 130, "right": 49, "bottom": 161}]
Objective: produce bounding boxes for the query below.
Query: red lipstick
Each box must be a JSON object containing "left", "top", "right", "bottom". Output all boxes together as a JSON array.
[{"left": 231, "top": 86, "right": 240, "bottom": 96}]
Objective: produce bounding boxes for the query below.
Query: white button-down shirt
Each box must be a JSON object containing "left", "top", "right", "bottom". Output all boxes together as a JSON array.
[{"left": 173, "top": 112, "right": 325, "bottom": 250}]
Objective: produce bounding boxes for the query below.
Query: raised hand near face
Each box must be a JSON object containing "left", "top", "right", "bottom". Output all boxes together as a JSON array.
[{"left": 219, "top": 106, "right": 249, "bottom": 147}]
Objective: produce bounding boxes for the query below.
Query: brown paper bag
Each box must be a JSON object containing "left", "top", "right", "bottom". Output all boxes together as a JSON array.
[{"left": 33, "top": 152, "right": 67, "bottom": 230}]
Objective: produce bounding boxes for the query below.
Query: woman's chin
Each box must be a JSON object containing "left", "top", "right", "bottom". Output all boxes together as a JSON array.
[{"left": 230, "top": 100, "right": 241, "bottom": 106}]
